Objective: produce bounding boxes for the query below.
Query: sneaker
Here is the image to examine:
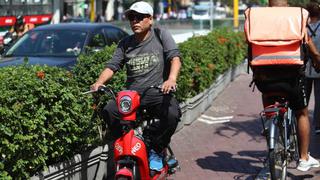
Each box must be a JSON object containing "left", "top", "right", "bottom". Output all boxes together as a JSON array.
[
  {"left": 149, "top": 149, "right": 163, "bottom": 171},
  {"left": 315, "top": 127, "right": 320, "bottom": 135},
  {"left": 297, "top": 153, "right": 320, "bottom": 172}
]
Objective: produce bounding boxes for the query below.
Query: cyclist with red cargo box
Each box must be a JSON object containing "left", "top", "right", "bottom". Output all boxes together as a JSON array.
[{"left": 245, "top": 0, "right": 320, "bottom": 171}]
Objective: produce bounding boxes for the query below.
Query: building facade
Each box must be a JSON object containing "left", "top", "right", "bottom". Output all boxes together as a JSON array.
[
  {"left": 0, "top": 0, "right": 194, "bottom": 25},
  {"left": 0, "top": 0, "right": 63, "bottom": 26},
  {"left": 0, "top": 0, "right": 54, "bottom": 16}
]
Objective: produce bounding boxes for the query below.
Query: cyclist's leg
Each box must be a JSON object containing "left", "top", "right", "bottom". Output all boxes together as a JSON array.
[
  {"left": 295, "top": 107, "right": 310, "bottom": 160},
  {"left": 101, "top": 100, "right": 123, "bottom": 139},
  {"left": 145, "top": 95, "right": 180, "bottom": 153},
  {"left": 291, "top": 77, "right": 320, "bottom": 171},
  {"left": 289, "top": 77, "right": 309, "bottom": 160}
]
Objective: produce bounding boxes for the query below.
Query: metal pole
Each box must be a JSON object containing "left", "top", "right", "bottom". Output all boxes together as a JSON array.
[
  {"left": 233, "top": 0, "right": 239, "bottom": 29},
  {"left": 90, "top": 0, "right": 95, "bottom": 22},
  {"left": 210, "top": 0, "right": 213, "bottom": 31},
  {"left": 168, "top": 0, "right": 171, "bottom": 15}
]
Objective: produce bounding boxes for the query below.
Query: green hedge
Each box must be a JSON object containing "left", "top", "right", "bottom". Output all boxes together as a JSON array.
[
  {"left": 176, "top": 29, "right": 246, "bottom": 101},
  {"left": 0, "top": 65, "right": 100, "bottom": 179},
  {"left": 0, "top": 28, "right": 246, "bottom": 179}
]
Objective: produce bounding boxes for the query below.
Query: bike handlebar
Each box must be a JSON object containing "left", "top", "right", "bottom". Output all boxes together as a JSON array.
[
  {"left": 82, "top": 84, "right": 176, "bottom": 96},
  {"left": 82, "top": 85, "right": 116, "bottom": 99}
]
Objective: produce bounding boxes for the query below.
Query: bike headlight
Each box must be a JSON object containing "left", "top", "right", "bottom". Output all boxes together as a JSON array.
[{"left": 119, "top": 96, "right": 132, "bottom": 113}]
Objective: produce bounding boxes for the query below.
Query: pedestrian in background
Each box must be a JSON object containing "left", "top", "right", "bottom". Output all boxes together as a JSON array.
[
  {"left": 305, "top": 2, "right": 320, "bottom": 134},
  {"left": 95, "top": 14, "right": 105, "bottom": 22}
]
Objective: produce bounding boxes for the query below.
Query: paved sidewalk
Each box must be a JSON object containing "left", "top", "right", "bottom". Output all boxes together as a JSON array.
[{"left": 169, "top": 73, "right": 320, "bottom": 180}]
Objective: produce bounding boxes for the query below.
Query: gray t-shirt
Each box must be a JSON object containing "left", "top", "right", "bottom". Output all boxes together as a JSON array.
[{"left": 106, "top": 27, "right": 180, "bottom": 93}]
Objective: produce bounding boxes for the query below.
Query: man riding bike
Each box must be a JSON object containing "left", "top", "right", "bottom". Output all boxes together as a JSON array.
[
  {"left": 1, "top": 15, "right": 34, "bottom": 52},
  {"left": 91, "top": 1, "right": 182, "bottom": 173},
  {"left": 251, "top": 0, "right": 320, "bottom": 172},
  {"left": 7, "top": 16, "right": 34, "bottom": 41}
]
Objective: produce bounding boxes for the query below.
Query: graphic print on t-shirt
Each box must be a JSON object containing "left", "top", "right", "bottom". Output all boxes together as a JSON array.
[{"left": 127, "top": 53, "right": 160, "bottom": 76}]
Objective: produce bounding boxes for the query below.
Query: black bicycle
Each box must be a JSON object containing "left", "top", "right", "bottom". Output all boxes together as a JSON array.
[{"left": 260, "top": 93, "right": 299, "bottom": 180}]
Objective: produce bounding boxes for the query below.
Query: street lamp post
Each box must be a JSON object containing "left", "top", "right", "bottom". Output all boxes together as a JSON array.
[
  {"left": 168, "top": 0, "right": 171, "bottom": 16},
  {"left": 210, "top": 0, "right": 213, "bottom": 31},
  {"left": 233, "top": 0, "right": 239, "bottom": 29},
  {"left": 90, "top": 0, "right": 95, "bottom": 22}
]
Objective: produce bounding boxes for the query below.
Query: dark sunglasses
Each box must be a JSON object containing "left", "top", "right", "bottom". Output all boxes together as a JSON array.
[{"left": 127, "top": 13, "right": 150, "bottom": 22}]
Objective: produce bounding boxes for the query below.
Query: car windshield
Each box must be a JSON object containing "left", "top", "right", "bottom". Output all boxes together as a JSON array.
[{"left": 4, "top": 30, "right": 87, "bottom": 57}]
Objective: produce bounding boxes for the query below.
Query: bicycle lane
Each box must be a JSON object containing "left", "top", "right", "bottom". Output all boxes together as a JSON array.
[{"left": 169, "top": 73, "right": 320, "bottom": 180}]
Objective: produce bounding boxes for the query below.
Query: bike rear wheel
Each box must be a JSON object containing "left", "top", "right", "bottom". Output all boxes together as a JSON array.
[{"left": 269, "top": 126, "right": 287, "bottom": 180}]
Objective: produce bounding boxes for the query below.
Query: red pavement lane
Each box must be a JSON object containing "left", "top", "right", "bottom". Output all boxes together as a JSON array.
[{"left": 169, "top": 73, "right": 320, "bottom": 180}]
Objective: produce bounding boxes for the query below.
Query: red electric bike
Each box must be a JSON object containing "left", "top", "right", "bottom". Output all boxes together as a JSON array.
[{"left": 84, "top": 85, "right": 180, "bottom": 180}]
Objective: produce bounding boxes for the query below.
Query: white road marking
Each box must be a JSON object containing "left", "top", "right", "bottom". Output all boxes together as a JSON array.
[
  {"left": 197, "top": 118, "right": 230, "bottom": 124},
  {"left": 197, "top": 115, "right": 233, "bottom": 124},
  {"left": 201, "top": 114, "right": 233, "bottom": 121}
]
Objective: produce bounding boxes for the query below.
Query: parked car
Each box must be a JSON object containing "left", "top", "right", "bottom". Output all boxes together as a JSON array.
[{"left": 0, "top": 23, "right": 128, "bottom": 68}]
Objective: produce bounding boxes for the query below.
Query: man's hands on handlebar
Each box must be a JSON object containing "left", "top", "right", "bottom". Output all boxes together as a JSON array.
[
  {"left": 90, "top": 68, "right": 114, "bottom": 91},
  {"left": 91, "top": 82, "right": 105, "bottom": 92},
  {"left": 161, "top": 79, "right": 177, "bottom": 94}
]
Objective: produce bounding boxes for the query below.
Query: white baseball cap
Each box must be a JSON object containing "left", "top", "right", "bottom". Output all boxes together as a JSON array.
[{"left": 125, "top": 1, "right": 154, "bottom": 16}]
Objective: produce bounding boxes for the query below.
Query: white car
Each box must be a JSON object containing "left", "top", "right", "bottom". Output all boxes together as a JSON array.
[{"left": 192, "top": 4, "right": 227, "bottom": 20}]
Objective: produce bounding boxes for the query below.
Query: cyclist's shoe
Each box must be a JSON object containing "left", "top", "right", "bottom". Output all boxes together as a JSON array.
[
  {"left": 149, "top": 149, "right": 163, "bottom": 171},
  {"left": 297, "top": 154, "right": 320, "bottom": 171}
]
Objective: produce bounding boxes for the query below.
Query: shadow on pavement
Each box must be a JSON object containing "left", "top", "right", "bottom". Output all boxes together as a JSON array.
[
  {"left": 288, "top": 173, "right": 314, "bottom": 179},
  {"left": 195, "top": 118, "right": 265, "bottom": 179},
  {"left": 193, "top": 102, "right": 320, "bottom": 179},
  {"left": 215, "top": 117, "right": 263, "bottom": 144},
  {"left": 196, "top": 151, "right": 263, "bottom": 180}
]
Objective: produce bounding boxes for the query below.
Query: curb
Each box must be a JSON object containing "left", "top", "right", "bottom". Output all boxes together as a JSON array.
[{"left": 179, "top": 61, "right": 247, "bottom": 127}]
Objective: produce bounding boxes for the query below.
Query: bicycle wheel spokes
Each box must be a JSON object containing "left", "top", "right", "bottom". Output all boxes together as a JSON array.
[
  {"left": 269, "top": 125, "right": 288, "bottom": 180},
  {"left": 269, "top": 149, "right": 288, "bottom": 180},
  {"left": 269, "top": 150, "right": 284, "bottom": 180}
]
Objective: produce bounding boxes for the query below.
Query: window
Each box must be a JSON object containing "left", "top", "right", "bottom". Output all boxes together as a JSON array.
[
  {"left": 0, "top": 0, "right": 10, "bottom": 5},
  {"left": 12, "top": 0, "right": 23, "bottom": 5},
  {"left": 88, "top": 33, "right": 106, "bottom": 48},
  {"left": 0, "top": 0, "right": 53, "bottom": 16},
  {"left": 5, "top": 30, "right": 87, "bottom": 57},
  {"left": 103, "top": 27, "right": 127, "bottom": 46}
]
